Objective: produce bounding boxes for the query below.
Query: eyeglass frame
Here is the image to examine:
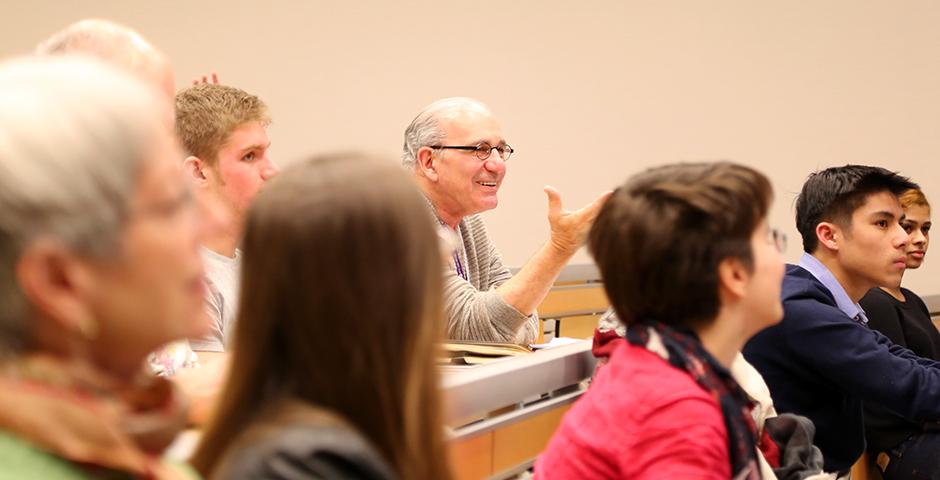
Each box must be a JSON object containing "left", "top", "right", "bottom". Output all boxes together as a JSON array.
[
  {"left": 768, "top": 227, "right": 788, "bottom": 253},
  {"left": 427, "top": 142, "right": 514, "bottom": 162}
]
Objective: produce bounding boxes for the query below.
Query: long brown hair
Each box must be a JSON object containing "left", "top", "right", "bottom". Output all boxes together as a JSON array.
[{"left": 192, "top": 153, "right": 451, "bottom": 480}]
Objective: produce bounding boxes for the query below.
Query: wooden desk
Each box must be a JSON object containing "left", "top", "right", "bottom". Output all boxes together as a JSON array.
[
  {"left": 444, "top": 265, "right": 608, "bottom": 478},
  {"left": 444, "top": 341, "right": 596, "bottom": 479},
  {"left": 539, "top": 279, "right": 609, "bottom": 340}
]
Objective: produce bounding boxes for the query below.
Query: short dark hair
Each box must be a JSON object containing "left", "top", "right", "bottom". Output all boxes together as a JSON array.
[
  {"left": 589, "top": 162, "right": 773, "bottom": 329},
  {"left": 795, "top": 165, "right": 917, "bottom": 253}
]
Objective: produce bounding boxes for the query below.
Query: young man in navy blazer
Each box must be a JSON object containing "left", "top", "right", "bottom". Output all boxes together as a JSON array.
[{"left": 743, "top": 165, "right": 940, "bottom": 477}]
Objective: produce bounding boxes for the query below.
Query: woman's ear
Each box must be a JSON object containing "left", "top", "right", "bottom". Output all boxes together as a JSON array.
[{"left": 16, "top": 240, "right": 97, "bottom": 338}]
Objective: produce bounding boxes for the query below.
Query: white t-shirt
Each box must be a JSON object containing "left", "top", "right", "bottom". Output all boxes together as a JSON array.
[{"left": 190, "top": 246, "right": 241, "bottom": 352}]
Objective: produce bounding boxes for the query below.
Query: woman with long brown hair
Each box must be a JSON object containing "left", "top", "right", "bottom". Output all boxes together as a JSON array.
[{"left": 192, "top": 154, "right": 451, "bottom": 480}]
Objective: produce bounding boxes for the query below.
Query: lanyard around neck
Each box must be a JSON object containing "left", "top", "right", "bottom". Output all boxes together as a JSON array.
[
  {"left": 453, "top": 250, "right": 467, "bottom": 281},
  {"left": 439, "top": 219, "right": 468, "bottom": 281}
]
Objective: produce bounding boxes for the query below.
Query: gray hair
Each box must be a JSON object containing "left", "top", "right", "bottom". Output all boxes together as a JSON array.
[
  {"left": 0, "top": 55, "right": 167, "bottom": 353},
  {"left": 401, "top": 97, "right": 491, "bottom": 169},
  {"left": 37, "top": 19, "right": 159, "bottom": 68},
  {"left": 37, "top": 19, "right": 172, "bottom": 99}
]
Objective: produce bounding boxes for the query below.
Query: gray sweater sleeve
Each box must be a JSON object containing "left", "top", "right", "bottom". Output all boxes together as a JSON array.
[{"left": 443, "top": 216, "right": 539, "bottom": 345}]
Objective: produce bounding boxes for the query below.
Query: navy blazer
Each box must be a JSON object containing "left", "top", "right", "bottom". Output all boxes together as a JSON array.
[{"left": 743, "top": 265, "right": 940, "bottom": 472}]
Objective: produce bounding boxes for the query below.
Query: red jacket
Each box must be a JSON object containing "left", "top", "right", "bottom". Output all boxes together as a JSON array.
[{"left": 535, "top": 336, "right": 731, "bottom": 479}]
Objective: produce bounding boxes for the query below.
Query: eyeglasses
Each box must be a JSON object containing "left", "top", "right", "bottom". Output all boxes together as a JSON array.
[
  {"left": 769, "top": 228, "right": 787, "bottom": 253},
  {"left": 429, "top": 142, "right": 514, "bottom": 162}
]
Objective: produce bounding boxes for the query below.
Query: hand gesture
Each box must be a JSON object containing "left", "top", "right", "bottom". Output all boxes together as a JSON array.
[
  {"left": 192, "top": 73, "right": 220, "bottom": 85},
  {"left": 545, "top": 186, "right": 613, "bottom": 255}
]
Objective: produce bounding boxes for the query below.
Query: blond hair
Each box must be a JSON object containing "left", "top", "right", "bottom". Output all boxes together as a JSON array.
[
  {"left": 899, "top": 188, "right": 930, "bottom": 211},
  {"left": 175, "top": 84, "right": 270, "bottom": 166}
]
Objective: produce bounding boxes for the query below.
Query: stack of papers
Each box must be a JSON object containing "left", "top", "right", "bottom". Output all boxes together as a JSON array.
[
  {"left": 529, "top": 337, "right": 583, "bottom": 350},
  {"left": 441, "top": 341, "right": 532, "bottom": 365}
]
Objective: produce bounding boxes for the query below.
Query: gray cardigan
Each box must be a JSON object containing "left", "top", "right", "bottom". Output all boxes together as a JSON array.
[{"left": 443, "top": 213, "right": 539, "bottom": 345}]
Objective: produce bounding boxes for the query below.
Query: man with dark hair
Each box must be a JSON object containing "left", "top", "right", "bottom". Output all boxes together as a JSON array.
[{"left": 743, "top": 165, "right": 940, "bottom": 476}]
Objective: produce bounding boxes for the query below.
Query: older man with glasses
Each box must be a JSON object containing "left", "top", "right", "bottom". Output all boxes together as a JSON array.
[{"left": 402, "top": 97, "right": 611, "bottom": 345}]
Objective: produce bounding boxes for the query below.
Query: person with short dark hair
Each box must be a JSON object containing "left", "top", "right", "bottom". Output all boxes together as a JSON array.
[
  {"left": 537, "top": 162, "right": 783, "bottom": 479},
  {"left": 858, "top": 188, "right": 940, "bottom": 479},
  {"left": 743, "top": 165, "right": 940, "bottom": 475}
]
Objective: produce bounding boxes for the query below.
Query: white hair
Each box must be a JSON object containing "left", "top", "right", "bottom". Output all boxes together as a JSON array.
[
  {"left": 401, "top": 97, "right": 492, "bottom": 169},
  {"left": 36, "top": 19, "right": 172, "bottom": 99},
  {"left": 37, "top": 19, "right": 158, "bottom": 68},
  {"left": 0, "top": 55, "right": 167, "bottom": 353}
]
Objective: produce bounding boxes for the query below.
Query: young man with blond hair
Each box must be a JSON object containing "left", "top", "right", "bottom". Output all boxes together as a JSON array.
[{"left": 175, "top": 84, "right": 279, "bottom": 353}]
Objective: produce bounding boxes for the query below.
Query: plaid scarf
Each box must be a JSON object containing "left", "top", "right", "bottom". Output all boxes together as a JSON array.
[
  {"left": 0, "top": 354, "right": 189, "bottom": 479},
  {"left": 625, "top": 319, "right": 762, "bottom": 480}
]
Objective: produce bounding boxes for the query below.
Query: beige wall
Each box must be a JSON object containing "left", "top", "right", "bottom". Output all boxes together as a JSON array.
[{"left": 2, "top": 0, "right": 937, "bottom": 294}]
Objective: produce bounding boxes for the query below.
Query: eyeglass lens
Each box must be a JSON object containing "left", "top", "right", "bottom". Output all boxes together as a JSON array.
[{"left": 475, "top": 143, "right": 513, "bottom": 161}]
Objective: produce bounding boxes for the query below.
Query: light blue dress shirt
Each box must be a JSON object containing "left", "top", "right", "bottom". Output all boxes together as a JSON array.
[{"left": 798, "top": 252, "right": 869, "bottom": 324}]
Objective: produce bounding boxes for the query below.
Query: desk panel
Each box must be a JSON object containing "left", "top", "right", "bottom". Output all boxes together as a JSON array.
[
  {"left": 450, "top": 432, "right": 493, "bottom": 480},
  {"left": 443, "top": 341, "right": 595, "bottom": 479},
  {"left": 442, "top": 341, "right": 595, "bottom": 424},
  {"left": 492, "top": 404, "right": 570, "bottom": 474}
]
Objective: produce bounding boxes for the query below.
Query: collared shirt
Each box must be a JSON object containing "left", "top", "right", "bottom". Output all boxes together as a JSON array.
[{"left": 798, "top": 253, "right": 869, "bottom": 324}]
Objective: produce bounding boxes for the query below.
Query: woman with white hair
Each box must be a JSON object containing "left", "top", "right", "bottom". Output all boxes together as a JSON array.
[{"left": 0, "top": 56, "right": 207, "bottom": 478}]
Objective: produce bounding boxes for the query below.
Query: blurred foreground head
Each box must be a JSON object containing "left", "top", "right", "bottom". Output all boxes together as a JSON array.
[
  {"left": 37, "top": 18, "right": 174, "bottom": 101},
  {"left": 590, "top": 161, "right": 775, "bottom": 331},
  {"left": 38, "top": 19, "right": 231, "bottom": 237},
  {"left": 0, "top": 55, "right": 205, "bottom": 376}
]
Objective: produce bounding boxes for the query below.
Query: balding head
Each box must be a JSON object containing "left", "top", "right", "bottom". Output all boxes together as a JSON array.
[
  {"left": 37, "top": 19, "right": 174, "bottom": 101},
  {"left": 401, "top": 97, "right": 493, "bottom": 169}
]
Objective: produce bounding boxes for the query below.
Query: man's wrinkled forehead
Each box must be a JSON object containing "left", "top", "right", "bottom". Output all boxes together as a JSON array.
[{"left": 438, "top": 109, "right": 504, "bottom": 144}]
